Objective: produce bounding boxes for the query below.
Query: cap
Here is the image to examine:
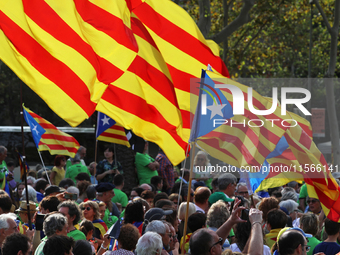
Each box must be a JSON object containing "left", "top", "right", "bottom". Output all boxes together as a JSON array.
[
  {"left": 15, "top": 201, "right": 38, "bottom": 212},
  {"left": 95, "top": 182, "right": 115, "bottom": 192},
  {"left": 208, "top": 192, "right": 234, "bottom": 205},
  {"left": 289, "top": 227, "right": 313, "bottom": 238},
  {"left": 144, "top": 208, "right": 173, "bottom": 222},
  {"left": 44, "top": 185, "right": 62, "bottom": 196}
]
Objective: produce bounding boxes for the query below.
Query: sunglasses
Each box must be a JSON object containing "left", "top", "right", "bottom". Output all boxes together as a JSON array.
[
  {"left": 209, "top": 237, "right": 223, "bottom": 251},
  {"left": 85, "top": 207, "right": 92, "bottom": 211},
  {"left": 307, "top": 199, "right": 318, "bottom": 204}
]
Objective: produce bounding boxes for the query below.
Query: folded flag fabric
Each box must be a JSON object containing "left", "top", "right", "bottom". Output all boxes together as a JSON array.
[
  {"left": 23, "top": 105, "right": 80, "bottom": 157},
  {"left": 96, "top": 112, "right": 130, "bottom": 148},
  {"left": 16, "top": 149, "right": 29, "bottom": 180}
]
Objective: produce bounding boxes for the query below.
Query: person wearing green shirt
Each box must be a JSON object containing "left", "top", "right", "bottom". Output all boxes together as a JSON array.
[
  {"left": 0, "top": 146, "right": 10, "bottom": 181},
  {"left": 65, "top": 155, "right": 91, "bottom": 184},
  {"left": 135, "top": 142, "right": 159, "bottom": 185},
  {"left": 58, "top": 201, "right": 86, "bottom": 241},
  {"left": 112, "top": 174, "right": 128, "bottom": 208}
]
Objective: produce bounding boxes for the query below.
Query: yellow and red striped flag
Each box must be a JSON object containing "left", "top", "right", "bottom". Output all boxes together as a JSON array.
[{"left": 23, "top": 105, "right": 80, "bottom": 157}]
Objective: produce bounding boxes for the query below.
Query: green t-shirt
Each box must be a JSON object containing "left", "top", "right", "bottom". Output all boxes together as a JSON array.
[
  {"left": 65, "top": 163, "right": 91, "bottom": 183},
  {"left": 307, "top": 236, "right": 321, "bottom": 255},
  {"left": 0, "top": 160, "right": 8, "bottom": 180},
  {"left": 299, "top": 183, "right": 308, "bottom": 199},
  {"left": 34, "top": 239, "right": 47, "bottom": 255},
  {"left": 112, "top": 188, "right": 128, "bottom": 208},
  {"left": 67, "top": 229, "right": 86, "bottom": 241},
  {"left": 135, "top": 152, "right": 158, "bottom": 184},
  {"left": 103, "top": 208, "right": 118, "bottom": 229}
]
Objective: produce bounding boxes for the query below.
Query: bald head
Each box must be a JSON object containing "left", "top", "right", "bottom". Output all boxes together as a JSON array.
[
  {"left": 278, "top": 230, "right": 306, "bottom": 255},
  {"left": 140, "top": 183, "right": 152, "bottom": 191},
  {"left": 190, "top": 228, "right": 216, "bottom": 255},
  {"left": 194, "top": 187, "right": 211, "bottom": 205}
]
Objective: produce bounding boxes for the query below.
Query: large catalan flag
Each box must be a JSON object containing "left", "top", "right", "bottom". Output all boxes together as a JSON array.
[
  {"left": 0, "top": 0, "right": 229, "bottom": 165},
  {"left": 96, "top": 112, "right": 130, "bottom": 148},
  {"left": 23, "top": 105, "right": 80, "bottom": 157}
]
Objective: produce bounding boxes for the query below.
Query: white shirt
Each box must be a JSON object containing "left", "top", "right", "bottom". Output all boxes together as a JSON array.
[
  {"left": 195, "top": 204, "right": 205, "bottom": 214},
  {"left": 230, "top": 243, "right": 271, "bottom": 255}
]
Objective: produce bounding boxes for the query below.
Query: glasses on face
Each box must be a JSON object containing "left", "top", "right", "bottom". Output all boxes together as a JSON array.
[
  {"left": 303, "top": 245, "right": 311, "bottom": 252},
  {"left": 85, "top": 207, "right": 92, "bottom": 211},
  {"left": 209, "top": 237, "right": 223, "bottom": 252},
  {"left": 197, "top": 158, "right": 205, "bottom": 161},
  {"left": 238, "top": 191, "right": 249, "bottom": 195},
  {"left": 307, "top": 199, "right": 319, "bottom": 204}
]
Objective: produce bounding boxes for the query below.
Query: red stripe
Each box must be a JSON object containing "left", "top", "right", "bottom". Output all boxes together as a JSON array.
[
  {"left": 127, "top": 55, "right": 179, "bottom": 108},
  {"left": 41, "top": 134, "right": 79, "bottom": 144},
  {"left": 22, "top": 0, "right": 124, "bottom": 84},
  {"left": 0, "top": 11, "right": 95, "bottom": 116},
  {"left": 74, "top": 0, "right": 138, "bottom": 53},
  {"left": 100, "top": 132, "right": 128, "bottom": 141},
  {"left": 101, "top": 85, "right": 187, "bottom": 150},
  {"left": 199, "top": 138, "right": 237, "bottom": 162},
  {"left": 131, "top": 17, "right": 158, "bottom": 50},
  {"left": 38, "top": 142, "right": 78, "bottom": 153},
  {"left": 131, "top": 3, "right": 229, "bottom": 77}
]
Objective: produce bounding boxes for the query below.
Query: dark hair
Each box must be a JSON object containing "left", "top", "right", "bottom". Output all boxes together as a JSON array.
[
  {"left": 35, "top": 179, "right": 49, "bottom": 193},
  {"left": 324, "top": 218, "right": 340, "bottom": 235},
  {"left": 132, "top": 187, "right": 144, "bottom": 196},
  {"left": 77, "top": 181, "right": 91, "bottom": 196},
  {"left": 86, "top": 185, "right": 97, "bottom": 200},
  {"left": 151, "top": 176, "right": 163, "bottom": 187},
  {"left": 105, "top": 145, "right": 115, "bottom": 153},
  {"left": 169, "top": 193, "right": 182, "bottom": 204},
  {"left": 155, "top": 199, "right": 174, "bottom": 209},
  {"left": 73, "top": 240, "right": 92, "bottom": 255},
  {"left": 211, "top": 177, "right": 219, "bottom": 190},
  {"left": 165, "top": 208, "right": 178, "bottom": 228},
  {"left": 235, "top": 211, "right": 251, "bottom": 252},
  {"left": 54, "top": 155, "right": 66, "bottom": 167},
  {"left": 278, "top": 231, "right": 305, "bottom": 255},
  {"left": 267, "top": 209, "right": 287, "bottom": 229},
  {"left": 194, "top": 187, "right": 211, "bottom": 204},
  {"left": 2, "top": 233, "right": 30, "bottom": 255},
  {"left": 40, "top": 196, "right": 60, "bottom": 213},
  {"left": 43, "top": 235, "right": 75, "bottom": 255},
  {"left": 171, "top": 182, "right": 188, "bottom": 199},
  {"left": 75, "top": 173, "right": 91, "bottom": 182},
  {"left": 141, "top": 190, "right": 155, "bottom": 200},
  {"left": 59, "top": 178, "right": 75, "bottom": 189},
  {"left": 114, "top": 174, "right": 124, "bottom": 186},
  {"left": 153, "top": 192, "right": 169, "bottom": 206},
  {"left": 0, "top": 193, "right": 12, "bottom": 213},
  {"left": 300, "top": 213, "right": 319, "bottom": 236},
  {"left": 268, "top": 187, "right": 281, "bottom": 196},
  {"left": 271, "top": 190, "right": 282, "bottom": 199},
  {"left": 58, "top": 201, "right": 81, "bottom": 226},
  {"left": 118, "top": 224, "right": 141, "bottom": 250},
  {"left": 7, "top": 161, "right": 15, "bottom": 168},
  {"left": 124, "top": 201, "right": 144, "bottom": 223},
  {"left": 189, "top": 228, "right": 213, "bottom": 255},
  {"left": 28, "top": 170, "right": 37, "bottom": 178},
  {"left": 79, "top": 219, "right": 94, "bottom": 237},
  {"left": 188, "top": 212, "right": 207, "bottom": 232}
]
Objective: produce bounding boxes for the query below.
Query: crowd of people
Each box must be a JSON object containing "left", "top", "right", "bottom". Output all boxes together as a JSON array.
[{"left": 0, "top": 144, "right": 339, "bottom": 255}]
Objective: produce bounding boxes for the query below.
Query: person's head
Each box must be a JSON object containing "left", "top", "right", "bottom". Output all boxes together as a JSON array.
[
  {"left": 43, "top": 213, "right": 68, "bottom": 237},
  {"left": 151, "top": 176, "right": 163, "bottom": 191},
  {"left": 95, "top": 182, "right": 115, "bottom": 203},
  {"left": 188, "top": 212, "right": 207, "bottom": 232},
  {"left": 258, "top": 197, "right": 279, "bottom": 222},
  {"left": 279, "top": 199, "right": 299, "bottom": 221},
  {"left": 299, "top": 213, "right": 319, "bottom": 236},
  {"left": 0, "top": 193, "right": 12, "bottom": 214},
  {"left": 98, "top": 201, "right": 106, "bottom": 219},
  {"left": 145, "top": 220, "right": 172, "bottom": 250},
  {"left": 235, "top": 182, "right": 250, "bottom": 199},
  {"left": 86, "top": 185, "right": 97, "bottom": 200},
  {"left": 40, "top": 196, "right": 60, "bottom": 214},
  {"left": 58, "top": 201, "right": 81, "bottom": 226},
  {"left": 21, "top": 185, "right": 37, "bottom": 203},
  {"left": 194, "top": 151, "right": 210, "bottom": 167},
  {"left": 71, "top": 154, "right": 81, "bottom": 164},
  {"left": 155, "top": 199, "right": 174, "bottom": 209},
  {"left": 140, "top": 183, "right": 152, "bottom": 191},
  {"left": 168, "top": 193, "right": 182, "bottom": 210},
  {"left": 306, "top": 196, "right": 322, "bottom": 214},
  {"left": 16, "top": 183, "right": 25, "bottom": 198},
  {"left": 113, "top": 174, "right": 124, "bottom": 187},
  {"left": 0, "top": 146, "right": 7, "bottom": 162},
  {"left": 194, "top": 187, "right": 211, "bottom": 209},
  {"left": 104, "top": 145, "right": 114, "bottom": 160},
  {"left": 2, "top": 233, "right": 31, "bottom": 255},
  {"left": 180, "top": 169, "right": 190, "bottom": 182},
  {"left": 153, "top": 192, "right": 169, "bottom": 206},
  {"left": 44, "top": 185, "right": 63, "bottom": 197},
  {"left": 59, "top": 178, "right": 75, "bottom": 189},
  {"left": 78, "top": 146, "right": 86, "bottom": 159},
  {"left": 178, "top": 202, "right": 196, "bottom": 221},
  {"left": 324, "top": 218, "right": 340, "bottom": 236},
  {"left": 66, "top": 186, "right": 79, "bottom": 200},
  {"left": 130, "top": 187, "right": 144, "bottom": 200},
  {"left": 82, "top": 201, "right": 100, "bottom": 221},
  {"left": 124, "top": 201, "right": 144, "bottom": 224},
  {"left": 169, "top": 224, "right": 177, "bottom": 251},
  {"left": 281, "top": 190, "right": 298, "bottom": 202},
  {"left": 43, "top": 235, "right": 74, "bottom": 255},
  {"left": 77, "top": 181, "right": 91, "bottom": 197},
  {"left": 79, "top": 220, "right": 94, "bottom": 240},
  {"left": 218, "top": 173, "right": 237, "bottom": 197},
  {"left": 141, "top": 190, "right": 155, "bottom": 207},
  {"left": 35, "top": 179, "right": 49, "bottom": 194},
  {"left": 73, "top": 240, "right": 92, "bottom": 255},
  {"left": 75, "top": 173, "right": 91, "bottom": 183},
  {"left": 278, "top": 230, "right": 308, "bottom": 255},
  {"left": 267, "top": 209, "right": 287, "bottom": 230},
  {"left": 88, "top": 162, "right": 96, "bottom": 176},
  {"left": 136, "top": 231, "right": 163, "bottom": 255},
  {"left": 0, "top": 213, "right": 18, "bottom": 244},
  {"left": 15, "top": 201, "right": 37, "bottom": 223},
  {"left": 117, "top": 224, "right": 140, "bottom": 251},
  {"left": 25, "top": 176, "right": 36, "bottom": 186},
  {"left": 54, "top": 155, "right": 66, "bottom": 167},
  {"left": 190, "top": 228, "right": 222, "bottom": 255},
  {"left": 207, "top": 200, "right": 230, "bottom": 229}
]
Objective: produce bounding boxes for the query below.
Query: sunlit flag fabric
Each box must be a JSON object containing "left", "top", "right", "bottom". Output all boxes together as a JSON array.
[
  {"left": 23, "top": 105, "right": 80, "bottom": 157},
  {"left": 96, "top": 112, "right": 130, "bottom": 148}
]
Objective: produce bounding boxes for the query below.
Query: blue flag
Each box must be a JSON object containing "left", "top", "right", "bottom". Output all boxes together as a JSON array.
[
  {"left": 96, "top": 112, "right": 116, "bottom": 138},
  {"left": 23, "top": 107, "right": 45, "bottom": 148},
  {"left": 189, "top": 70, "right": 233, "bottom": 142}
]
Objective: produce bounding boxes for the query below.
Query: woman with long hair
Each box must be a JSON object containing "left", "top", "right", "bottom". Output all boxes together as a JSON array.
[
  {"left": 50, "top": 155, "right": 66, "bottom": 186},
  {"left": 124, "top": 201, "right": 144, "bottom": 235}
]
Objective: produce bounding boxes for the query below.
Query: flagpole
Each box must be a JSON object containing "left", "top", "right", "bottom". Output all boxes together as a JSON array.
[
  {"left": 20, "top": 82, "right": 32, "bottom": 230},
  {"left": 114, "top": 144, "right": 117, "bottom": 169},
  {"left": 177, "top": 143, "right": 190, "bottom": 209},
  {"left": 36, "top": 150, "right": 51, "bottom": 185},
  {"left": 94, "top": 140, "right": 98, "bottom": 184},
  {"left": 181, "top": 142, "right": 196, "bottom": 255}
]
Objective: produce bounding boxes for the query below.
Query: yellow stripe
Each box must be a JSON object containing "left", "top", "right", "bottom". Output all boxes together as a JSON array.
[
  {"left": 97, "top": 136, "right": 130, "bottom": 147},
  {"left": 96, "top": 100, "right": 185, "bottom": 165},
  {"left": 0, "top": 31, "right": 87, "bottom": 126}
]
